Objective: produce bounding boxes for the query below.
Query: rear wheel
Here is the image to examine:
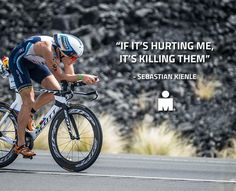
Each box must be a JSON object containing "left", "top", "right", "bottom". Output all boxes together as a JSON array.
[
  {"left": 48, "top": 105, "right": 103, "bottom": 172},
  {"left": 0, "top": 102, "right": 18, "bottom": 168}
]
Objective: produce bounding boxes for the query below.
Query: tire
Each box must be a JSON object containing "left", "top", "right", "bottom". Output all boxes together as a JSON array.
[
  {"left": 0, "top": 102, "right": 18, "bottom": 168},
  {"left": 48, "top": 104, "right": 103, "bottom": 172}
]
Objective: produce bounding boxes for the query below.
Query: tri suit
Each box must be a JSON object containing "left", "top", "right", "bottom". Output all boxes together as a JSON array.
[{"left": 9, "top": 36, "right": 54, "bottom": 92}]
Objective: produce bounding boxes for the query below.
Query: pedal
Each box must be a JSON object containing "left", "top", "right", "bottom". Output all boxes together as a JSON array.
[{"left": 23, "top": 155, "right": 34, "bottom": 160}]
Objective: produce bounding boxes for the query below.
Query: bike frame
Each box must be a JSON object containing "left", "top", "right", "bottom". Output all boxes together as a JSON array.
[
  {"left": 0, "top": 91, "right": 67, "bottom": 145},
  {"left": 0, "top": 74, "right": 94, "bottom": 146}
]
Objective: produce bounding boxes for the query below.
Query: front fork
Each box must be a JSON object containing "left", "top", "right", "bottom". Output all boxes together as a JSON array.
[{"left": 63, "top": 109, "right": 80, "bottom": 140}]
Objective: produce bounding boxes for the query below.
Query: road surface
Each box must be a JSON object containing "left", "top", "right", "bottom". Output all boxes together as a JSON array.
[{"left": 0, "top": 151, "right": 236, "bottom": 191}]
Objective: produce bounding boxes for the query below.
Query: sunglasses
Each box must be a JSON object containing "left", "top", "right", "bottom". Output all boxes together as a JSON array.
[
  {"left": 59, "top": 51, "right": 79, "bottom": 63},
  {"left": 70, "top": 55, "right": 79, "bottom": 62}
]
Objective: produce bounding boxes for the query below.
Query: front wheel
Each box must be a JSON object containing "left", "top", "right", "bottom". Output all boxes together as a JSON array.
[{"left": 48, "top": 105, "right": 103, "bottom": 172}]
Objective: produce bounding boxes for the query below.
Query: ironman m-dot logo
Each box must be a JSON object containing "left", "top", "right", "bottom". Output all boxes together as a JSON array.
[{"left": 157, "top": 90, "right": 175, "bottom": 112}]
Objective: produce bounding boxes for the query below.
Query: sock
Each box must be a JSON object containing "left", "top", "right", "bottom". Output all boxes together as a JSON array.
[
  {"left": 31, "top": 108, "right": 36, "bottom": 114},
  {"left": 30, "top": 108, "right": 36, "bottom": 118}
]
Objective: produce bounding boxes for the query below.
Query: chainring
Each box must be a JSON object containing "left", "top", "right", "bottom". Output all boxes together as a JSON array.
[{"left": 25, "top": 132, "right": 34, "bottom": 150}]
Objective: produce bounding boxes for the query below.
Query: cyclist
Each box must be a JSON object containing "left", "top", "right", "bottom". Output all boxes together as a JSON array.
[{"left": 9, "top": 33, "right": 98, "bottom": 157}]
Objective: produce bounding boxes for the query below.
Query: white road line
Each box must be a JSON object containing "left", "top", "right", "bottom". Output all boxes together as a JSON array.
[
  {"left": 1, "top": 169, "right": 236, "bottom": 184},
  {"left": 99, "top": 155, "right": 236, "bottom": 165},
  {"left": 37, "top": 152, "right": 236, "bottom": 165}
]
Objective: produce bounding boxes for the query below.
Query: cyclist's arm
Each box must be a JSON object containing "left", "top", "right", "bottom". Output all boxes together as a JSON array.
[
  {"left": 34, "top": 42, "right": 97, "bottom": 84},
  {"left": 34, "top": 41, "right": 76, "bottom": 81},
  {"left": 63, "top": 61, "right": 75, "bottom": 75}
]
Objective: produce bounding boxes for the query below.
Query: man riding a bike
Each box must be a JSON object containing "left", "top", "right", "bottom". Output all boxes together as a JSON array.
[{"left": 9, "top": 33, "right": 98, "bottom": 158}]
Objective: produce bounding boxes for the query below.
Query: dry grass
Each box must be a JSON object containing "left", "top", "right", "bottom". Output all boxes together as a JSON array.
[
  {"left": 129, "top": 121, "right": 196, "bottom": 157},
  {"left": 57, "top": 115, "right": 95, "bottom": 152},
  {"left": 99, "top": 114, "right": 127, "bottom": 153},
  {"left": 0, "top": 116, "right": 17, "bottom": 150},
  {"left": 34, "top": 115, "right": 196, "bottom": 157},
  {"left": 194, "top": 76, "right": 221, "bottom": 100},
  {"left": 217, "top": 139, "right": 236, "bottom": 159},
  {"left": 33, "top": 127, "right": 49, "bottom": 150},
  {"left": 137, "top": 92, "right": 152, "bottom": 111}
]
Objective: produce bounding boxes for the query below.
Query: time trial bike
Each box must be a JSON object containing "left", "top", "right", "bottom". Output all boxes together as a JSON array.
[{"left": 0, "top": 58, "right": 103, "bottom": 172}]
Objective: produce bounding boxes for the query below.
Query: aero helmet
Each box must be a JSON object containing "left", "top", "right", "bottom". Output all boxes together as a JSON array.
[{"left": 53, "top": 33, "right": 84, "bottom": 57}]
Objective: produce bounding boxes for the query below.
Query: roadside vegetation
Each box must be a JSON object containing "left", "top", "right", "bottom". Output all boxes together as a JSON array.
[
  {"left": 128, "top": 120, "right": 196, "bottom": 157},
  {"left": 33, "top": 117, "right": 49, "bottom": 150},
  {"left": 193, "top": 76, "right": 221, "bottom": 100},
  {"left": 217, "top": 139, "right": 236, "bottom": 159},
  {"left": 34, "top": 115, "right": 196, "bottom": 157},
  {"left": 34, "top": 114, "right": 127, "bottom": 153}
]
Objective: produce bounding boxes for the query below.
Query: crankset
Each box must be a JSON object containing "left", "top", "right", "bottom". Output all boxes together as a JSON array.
[{"left": 25, "top": 132, "right": 34, "bottom": 150}]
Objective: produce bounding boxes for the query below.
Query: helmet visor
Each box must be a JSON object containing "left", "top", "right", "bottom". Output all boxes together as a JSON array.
[{"left": 60, "top": 51, "right": 79, "bottom": 61}]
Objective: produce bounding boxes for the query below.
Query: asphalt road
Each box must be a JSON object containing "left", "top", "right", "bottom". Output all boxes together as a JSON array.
[{"left": 0, "top": 151, "right": 236, "bottom": 191}]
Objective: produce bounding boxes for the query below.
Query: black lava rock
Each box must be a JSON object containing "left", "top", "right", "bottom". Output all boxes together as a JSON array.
[{"left": 0, "top": 0, "right": 236, "bottom": 157}]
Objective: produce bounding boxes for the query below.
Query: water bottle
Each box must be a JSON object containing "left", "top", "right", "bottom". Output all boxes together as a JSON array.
[
  {"left": 0, "top": 56, "right": 9, "bottom": 78},
  {"left": 2, "top": 56, "right": 9, "bottom": 68}
]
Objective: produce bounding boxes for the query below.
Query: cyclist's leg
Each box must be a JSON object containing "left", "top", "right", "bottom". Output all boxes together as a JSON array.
[
  {"left": 24, "top": 58, "right": 61, "bottom": 110},
  {"left": 9, "top": 53, "right": 36, "bottom": 156},
  {"left": 17, "top": 87, "right": 35, "bottom": 145},
  {"left": 33, "top": 75, "right": 61, "bottom": 110}
]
